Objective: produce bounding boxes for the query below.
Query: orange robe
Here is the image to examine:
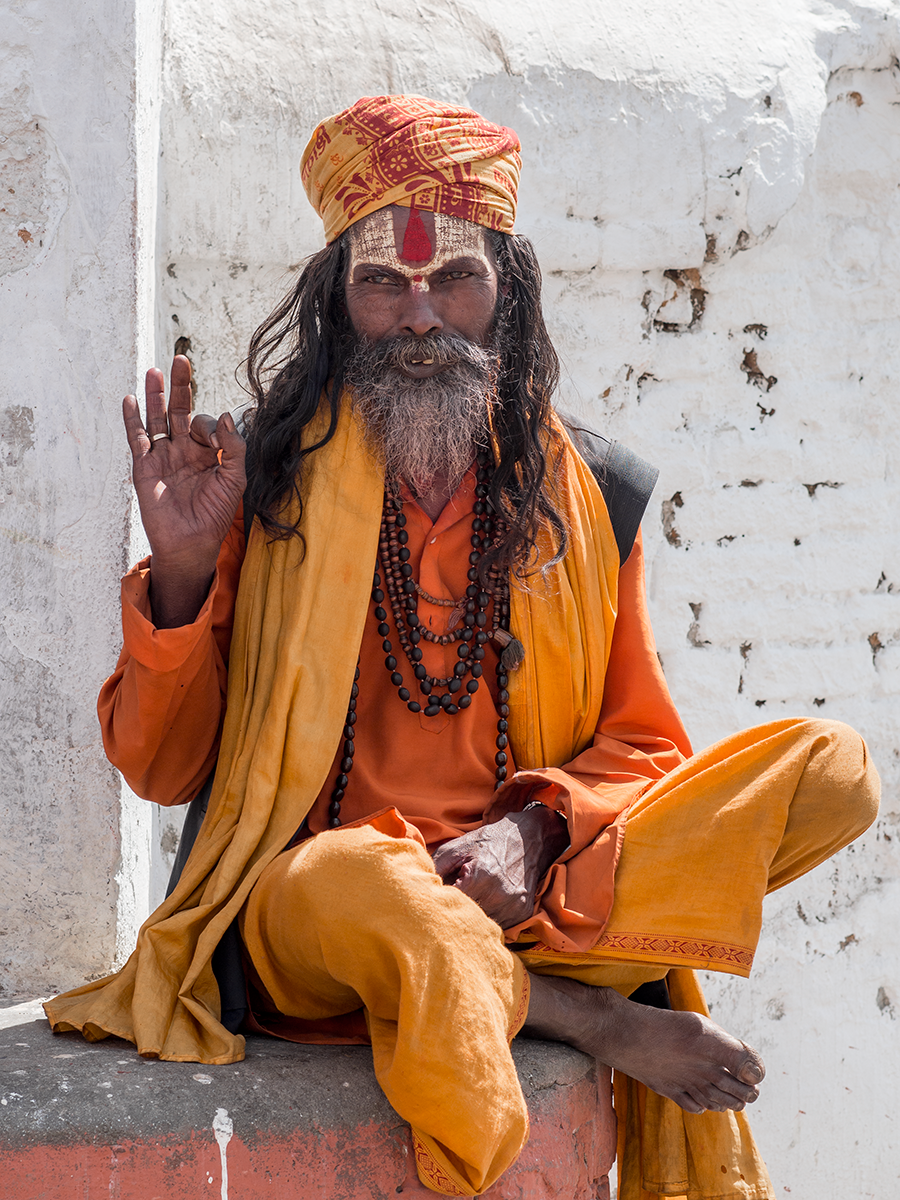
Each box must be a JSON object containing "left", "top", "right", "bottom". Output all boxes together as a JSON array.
[{"left": 100, "top": 466, "right": 690, "bottom": 952}]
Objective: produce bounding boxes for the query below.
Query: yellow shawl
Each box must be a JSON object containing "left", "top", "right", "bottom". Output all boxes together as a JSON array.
[{"left": 44, "top": 402, "right": 619, "bottom": 1063}]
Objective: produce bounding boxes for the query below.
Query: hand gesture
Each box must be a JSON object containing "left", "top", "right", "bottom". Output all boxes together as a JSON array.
[{"left": 122, "top": 356, "right": 247, "bottom": 627}]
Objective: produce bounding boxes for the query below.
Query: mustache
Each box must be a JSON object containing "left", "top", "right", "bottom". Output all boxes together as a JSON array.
[{"left": 353, "top": 333, "right": 495, "bottom": 373}]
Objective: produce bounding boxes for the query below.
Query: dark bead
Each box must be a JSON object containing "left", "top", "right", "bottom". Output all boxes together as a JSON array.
[
  {"left": 467, "top": 567, "right": 478, "bottom": 581},
  {"left": 448, "top": 678, "right": 462, "bottom": 693},
  {"left": 476, "top": 468, "right": 488, "bottom": 482},
  {"left": 440, "top": 693, "right": 454, "bottom": 709},
  {"left": 471, "top": 534, "right": 481, "bottom": 547},
  {"left": 466, "top": 584, "right": 478, "bottom": 598},
  {"left": 331, "top": 787, "right": 345, "bottom": 802},
  {"left": 403, "top": 580, "right": 415, "bottom": 593},
  {"left": 472, "top": 663, "right": 483, "bottom": 678},
  {"left": 398, "top": 547, "right": 410, "bottom": 562},
  {"left": 397, "top": 687, "right": 410, "bottom": 702},
  {"left": 498, "top": 690, "right": 509, "bottom": 703},
  {"left": 420, "top": 680, "right": 432, "bottom": 695},
  {"left": 498, "top": 719, "right": 508, "bottom": 733},
  {"left": 336, "top": 774, "right": 349, "bottom": 789},
  {"left": 496, "top": 734, "right": 508, "bottom": 750},
  {"left": 468, "top": 551, "right": 480, "bottom": 565},
  {"left": 391, "top": 672, "right": 403, "bottom": 687},
  {"left": 340, "top": 756, "right": 353, "bottom": 772},
  {"left": 397, "top": 529, "right": 408, "bottom": 543},
  {"left": 453, "top": 662, "right": 468, "bottom": 677},
  {"left": 373, "top": 589, "right": 384, "bottom": 604},
  {"left": 350, "top": 683, "right": 359, "bottom": 700},
  {"left": 407, "top": 701, "right": 422, "bottom": 713},
  {"left": 495, "top": 751, "right": 508, "bottom": 766},
  {"left": 499, "top": 704, "right": 510, "bottom": 718},
  {"left": 457, "top": 643, "right": 469, "bottom": 659},
  {"left": 466, "top": 679, "right": 480, "bottom": 694},
  {"left": 446, "top": 704, "right": 459, "bottom": 715},
  {"left": 458, "top": 695, "right": 472, "bottom": 709},
  {"left": 395, "top": 512, "right": 406, "bottom": 527},
  {"left": 346, "top": 711, "right": 357, "bottom": 726},
  {"left": 424, "top": 704, "right": 441, "bottom": 717},
  {"left": 354, "top": 665, "right": 361, "bottom": 680},
  {"left": 478, "top": 592, "right": 490, "bottom": 607},
  {"left": 461, "top": 629, "right": 473, "bottom": 641},
  {"left": 378, "top": 623, "right": 390, "bottom": 637},
  {"left": 414, "top": 664, "right": 427, "bottom": 680},
  {"left": 497, "top": 674, "right": 509, "bottom": 689},
  {"left": 400, "top": 563, "right": 413, "bottom": 578},
  {"left": 343, "top": 734, "right": 355, "bottom": 749},
  {"left": 385, "top": 655, "right": 397, "bottom": 670},
  {"left": 409, "top": 629, "right": 421, "bottom": 644},
  {"left": 475, "top": 612, "right": 487, "bottom": 628},
  {"left": 407, "top": 613, "right": 420, "bottom": 628},
  {"left": 475, "top": 631, "right": 489, "bottom": 645},
  {"left": 329, "top": 816, "right": 342, "bottom": 829},
  {"left": 474, "top": 501, "right": 486, "bottom": 514},
  {"left": 411, "top": 648, "right": 423, "bottom": 662},
  {"left": 495, "top": 766, "right": 508, "bottom": 782},
  {"left": 473, "top": 647, "right": 485, "bottom": 660},
  {"left": 382, "top": 640, "right": 392, "bottom": 654}
]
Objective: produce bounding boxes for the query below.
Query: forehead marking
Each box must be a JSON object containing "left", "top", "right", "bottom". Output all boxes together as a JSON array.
[{"left": 392, "top": 204, "right": 435, "bottom": 266}]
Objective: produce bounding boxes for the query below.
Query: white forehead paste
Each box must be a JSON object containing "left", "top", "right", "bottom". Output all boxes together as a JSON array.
[{"left": 348, "top": 208, "right": 491, "bottom": 284}]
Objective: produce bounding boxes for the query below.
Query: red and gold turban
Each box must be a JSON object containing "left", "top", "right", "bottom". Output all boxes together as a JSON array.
[{"left": 301, "top": 94, "right": 521, "bottom": 243}]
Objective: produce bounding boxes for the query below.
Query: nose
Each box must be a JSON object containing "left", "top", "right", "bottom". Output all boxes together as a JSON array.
[{"left": 397, "top": 286, "right": 443, "bottom": 338}]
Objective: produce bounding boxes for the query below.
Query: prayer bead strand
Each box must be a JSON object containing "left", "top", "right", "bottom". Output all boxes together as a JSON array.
[{"left": 327, "top": 454, "right": 520, "bottom": 825}]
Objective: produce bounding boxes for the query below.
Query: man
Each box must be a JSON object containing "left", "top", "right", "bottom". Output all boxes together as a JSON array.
[{"left": 45, "top": 96, "right": 879, "bottom": 1198}]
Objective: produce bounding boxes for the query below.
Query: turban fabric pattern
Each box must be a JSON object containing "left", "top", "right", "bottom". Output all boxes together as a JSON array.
[{"left": 301, "top": 94, "right": 521, "bottom": 242}]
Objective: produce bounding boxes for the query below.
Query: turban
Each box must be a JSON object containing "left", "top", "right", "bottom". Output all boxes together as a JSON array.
[{"left": 301, "top": 94, "right": 521, "bottom": 243}]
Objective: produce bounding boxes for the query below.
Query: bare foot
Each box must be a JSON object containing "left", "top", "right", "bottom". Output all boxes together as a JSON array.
[{"left": 523, "top": 974, "right": 765, "bottom": 1115}]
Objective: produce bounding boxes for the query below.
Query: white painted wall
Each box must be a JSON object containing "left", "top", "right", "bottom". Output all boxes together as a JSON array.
[
  {"left": 155, "top": 1, "right": 900, "bottom": 1195},
  {"left": 0, "top": 0, "right": 160, "bottom": 997},
  {"left": 1, "top": 0, "right": 897, "bottom": 1194}
]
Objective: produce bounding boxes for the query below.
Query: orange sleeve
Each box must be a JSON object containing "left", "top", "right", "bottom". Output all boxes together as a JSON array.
[
  {"left": 485, "top": 529, "right": 692, "bottom": 857},
  {"left": 97, "top": 511, "right": 246, "bottom": 806}
]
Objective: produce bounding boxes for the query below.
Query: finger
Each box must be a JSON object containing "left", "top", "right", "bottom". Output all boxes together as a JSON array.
[
  {"left": 144, "top": 367, "right": 169, "bottom": 439},
  {"left": 122, "top": 394, "right": 150, "bottom": 460},
  {"left": 167, "top": 355, "right": 193, "bottom": 437},
  {"left": 189, "top": 413, "right": 220, "bottom": 449}
]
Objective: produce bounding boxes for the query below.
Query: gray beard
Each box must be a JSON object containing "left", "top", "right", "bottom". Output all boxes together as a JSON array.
[{"left": 344, "top": 333, "right": 497, "bottom": 496}]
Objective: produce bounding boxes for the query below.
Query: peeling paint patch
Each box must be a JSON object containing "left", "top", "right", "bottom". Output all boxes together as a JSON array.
[
  {"left": 740, "top": 347, "right": 777, "bottom": 391},
  {"left": 661, "top": 491, "right": 684, "bottom": 547}
]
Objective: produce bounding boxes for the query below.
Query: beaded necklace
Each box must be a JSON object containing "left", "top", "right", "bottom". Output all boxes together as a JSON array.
[{"left": 325, "top": 454, "right": 523, "bottom": 829}]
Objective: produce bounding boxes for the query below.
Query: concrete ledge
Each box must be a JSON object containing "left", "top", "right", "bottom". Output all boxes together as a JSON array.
[{"left": 0, "top": 1000, "right": 615, "bottom": 1199}]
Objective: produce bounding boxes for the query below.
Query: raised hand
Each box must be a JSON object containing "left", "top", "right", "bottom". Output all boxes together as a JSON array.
[{"left": 122, "top": 355, "right": 247, "bottom": 627}]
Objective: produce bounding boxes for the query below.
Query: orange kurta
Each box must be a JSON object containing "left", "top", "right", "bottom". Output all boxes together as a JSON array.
[{"left": 100, "top": 468, "right": 689, "bottom": 951}]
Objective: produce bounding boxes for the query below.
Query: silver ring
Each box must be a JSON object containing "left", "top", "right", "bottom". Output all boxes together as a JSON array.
[{"left": 150, "top": 432, "right": 170, "bottom": 442}]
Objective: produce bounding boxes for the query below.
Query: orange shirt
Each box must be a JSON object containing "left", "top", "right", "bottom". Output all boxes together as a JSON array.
[{"left": 99, "top": 471, "right": 692, "bottom": 949}]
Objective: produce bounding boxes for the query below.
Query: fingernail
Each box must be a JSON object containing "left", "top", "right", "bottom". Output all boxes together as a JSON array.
[{"left": 210, "top": 434, "right": 220, "bottom": 451}]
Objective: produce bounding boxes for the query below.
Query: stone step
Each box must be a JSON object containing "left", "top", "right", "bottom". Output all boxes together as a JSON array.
[{"left": 0, "top": 999, "right": 615, "bottom": 1199}]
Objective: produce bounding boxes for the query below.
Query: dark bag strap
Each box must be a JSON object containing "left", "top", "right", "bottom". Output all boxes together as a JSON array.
[{"left": 563, "top": 420, "right": 659, "bottom": 564}]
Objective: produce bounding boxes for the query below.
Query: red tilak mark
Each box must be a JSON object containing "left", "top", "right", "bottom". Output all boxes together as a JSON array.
[
  {"left": 412, "top": 274, "right": 424, "bottom": 283},
  {"left": 401, "top": 205, "right": 433, "bottom": 263}
]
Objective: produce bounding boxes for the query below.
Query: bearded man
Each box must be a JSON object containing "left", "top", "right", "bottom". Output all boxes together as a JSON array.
[{"left": 45, "top": 96, "right": 879, "bottom": 1199}]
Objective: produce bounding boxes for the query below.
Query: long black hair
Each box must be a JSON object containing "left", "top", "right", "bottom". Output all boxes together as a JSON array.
[{"left": 242, "top": 228, "right": 568, "bottom": 577}]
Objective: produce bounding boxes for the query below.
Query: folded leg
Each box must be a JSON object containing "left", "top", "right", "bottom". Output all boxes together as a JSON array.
[{"left": 241, "top": 819, "right": 530, "bottom": 1197}]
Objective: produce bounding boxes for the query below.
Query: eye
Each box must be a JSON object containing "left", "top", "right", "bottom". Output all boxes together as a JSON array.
[
  {"left": 441, "top": 270, "right": 472, "bottom": 282},
  {"left": 365, "top": 272, "right": 399, "bottom": 286}
]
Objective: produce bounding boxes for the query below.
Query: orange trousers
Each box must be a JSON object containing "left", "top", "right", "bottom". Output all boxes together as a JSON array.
[{"left": 241, "top": 718, "right": 879, "bottom": 1198}]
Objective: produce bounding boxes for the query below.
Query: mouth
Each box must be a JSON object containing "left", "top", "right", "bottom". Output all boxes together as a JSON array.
[{"left": 410, "top": 358, "right": 434, "bottom": 365}]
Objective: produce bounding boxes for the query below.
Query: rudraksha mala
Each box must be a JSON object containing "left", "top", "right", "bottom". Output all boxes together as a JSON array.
[{"left": 326, "top": 453, "right": 524, "bottom": 829}]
